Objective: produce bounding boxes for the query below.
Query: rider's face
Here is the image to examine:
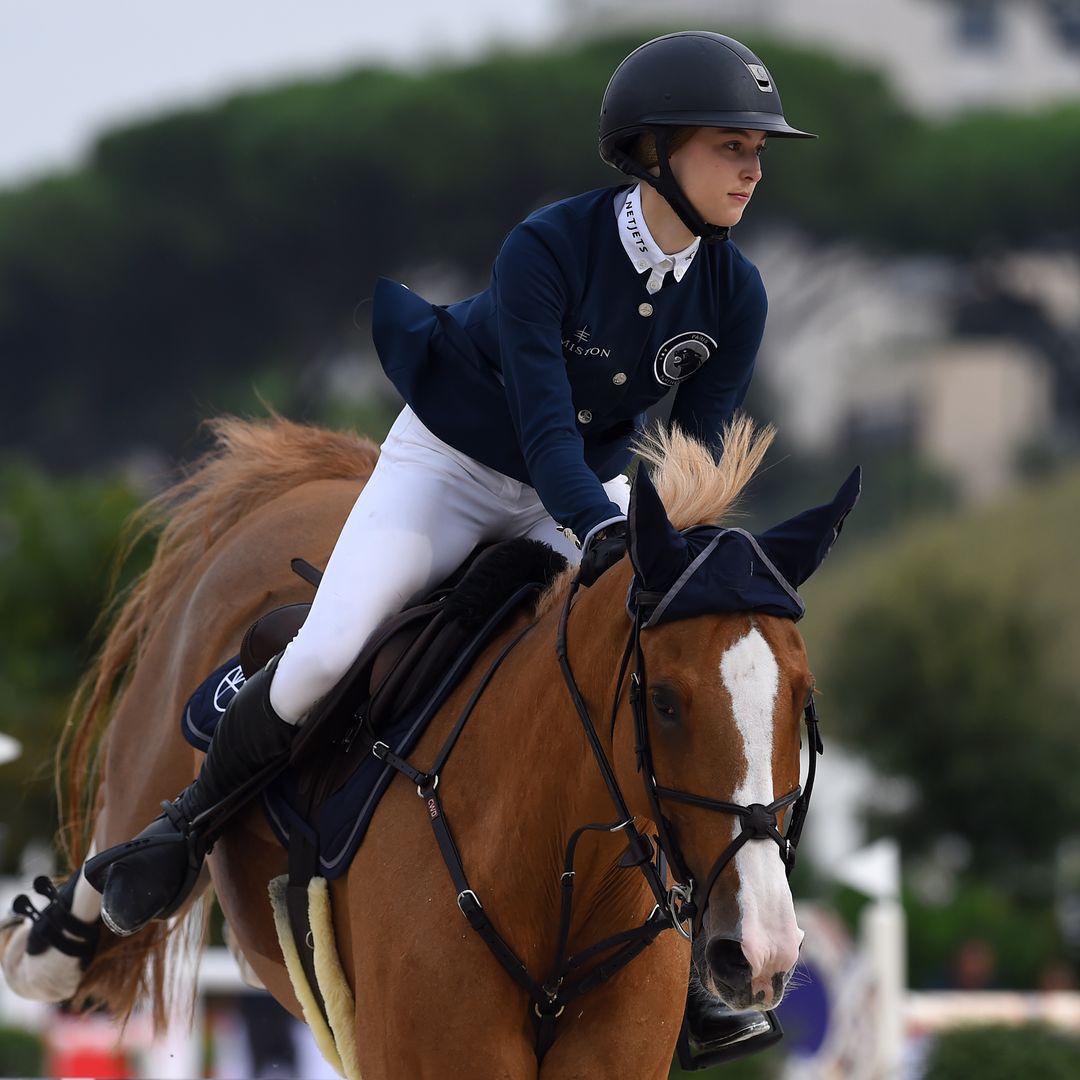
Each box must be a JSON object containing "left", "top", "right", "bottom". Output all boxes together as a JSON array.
[{"left": 668, "top": 127, "right": 766, "bottom": 227}]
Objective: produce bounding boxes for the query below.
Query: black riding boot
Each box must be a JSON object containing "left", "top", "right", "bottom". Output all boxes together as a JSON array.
[
  {"left": 84, "top": 656, "right": 296, "bottom": 937},
  {"left": 678, "top": 994, "right": 784, "bottom": 1069}
]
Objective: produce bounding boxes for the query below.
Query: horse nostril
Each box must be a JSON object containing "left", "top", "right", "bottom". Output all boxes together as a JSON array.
[{"left": 706, "top": 937, "right": 750, "bottom": 988}]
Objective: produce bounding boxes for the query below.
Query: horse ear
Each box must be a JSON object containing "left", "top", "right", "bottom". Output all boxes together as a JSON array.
[
  {"left": 628, "top": 464, "right": 689, "bottom": 591},
  {"left": 755, "top": 467, "right": 862, "bottom": 588}
]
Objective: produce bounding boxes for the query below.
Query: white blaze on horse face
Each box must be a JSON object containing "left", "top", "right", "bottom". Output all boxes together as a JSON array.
[{"left": 719, "top": 628, "right": 803, "bottom": 1003}]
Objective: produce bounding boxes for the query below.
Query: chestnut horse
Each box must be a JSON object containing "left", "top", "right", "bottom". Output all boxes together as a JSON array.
[{"left": 14, "top": 414, "right": 847, "bottom": 1078}]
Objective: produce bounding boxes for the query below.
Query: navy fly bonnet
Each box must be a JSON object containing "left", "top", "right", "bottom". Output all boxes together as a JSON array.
[{"left": 627, "top": 463, "right": 862, "bottom": 625}]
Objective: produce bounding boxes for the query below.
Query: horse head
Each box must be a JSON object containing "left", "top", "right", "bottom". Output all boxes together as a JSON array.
[{"left": 610, "top": 430, "right": 860, "bottom": 1012}]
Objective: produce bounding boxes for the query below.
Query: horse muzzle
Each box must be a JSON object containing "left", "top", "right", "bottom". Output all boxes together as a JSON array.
[{"left": 695, "top": 933, "right": 798, "bottom": 1011}]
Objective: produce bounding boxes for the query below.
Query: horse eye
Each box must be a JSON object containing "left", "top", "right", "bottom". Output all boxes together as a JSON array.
[{"left": 650, "top": 686, "right": 680, "bottom": 721}]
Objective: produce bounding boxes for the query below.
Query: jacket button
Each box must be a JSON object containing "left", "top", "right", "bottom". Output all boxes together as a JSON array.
[
  {"left": 577, "top": 409, "right": 593, "bottom": 424},
  {"left": 638, "top": 303, "right": 653, "bottom": 317},
  {"left": 612, "top": 372, "right": 627, "bottom": 385}
]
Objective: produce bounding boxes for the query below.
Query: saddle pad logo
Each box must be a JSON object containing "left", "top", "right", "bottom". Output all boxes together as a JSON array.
[
  {"left": 654, "top": 332, "right": 717, "bottom": 386},
  {"left": 213, "top": 665, "right": 246, "bottom": 713}
]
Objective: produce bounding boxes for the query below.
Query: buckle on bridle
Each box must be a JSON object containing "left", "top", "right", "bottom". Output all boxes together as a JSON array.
[{"left": 666, "top": 881, "right": 695, "bottom": 941}]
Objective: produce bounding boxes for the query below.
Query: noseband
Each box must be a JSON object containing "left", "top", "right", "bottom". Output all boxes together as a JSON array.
[{"left": 557, "top": 580, "right": 823, "bottom": 940}]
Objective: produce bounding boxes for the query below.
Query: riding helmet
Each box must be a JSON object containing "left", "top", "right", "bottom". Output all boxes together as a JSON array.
[{"left": 599, "top": 31, "right": 816, "bottom": 242}]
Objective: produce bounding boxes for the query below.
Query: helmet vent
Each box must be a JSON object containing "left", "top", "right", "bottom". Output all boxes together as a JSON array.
[{"left": 746, "top": 63, "right": 774, "bottom": 93}]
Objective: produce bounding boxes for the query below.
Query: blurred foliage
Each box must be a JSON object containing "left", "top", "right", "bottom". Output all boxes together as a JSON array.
[
  {"left": 797, "top": 462, "right": 1080, "bottom": 986},
  {"left": 669, "top": 1042, "right": 782, "bottom": 1080},
  {"left": 801, "top": 460, "right": 1080, "bottom": 866},
  {"left": 922, "top": 1024, "right": 1080, "bottom": 1080},
  {"left": 881, "top": 103, "right": 1080, "bottom": 252},
  {"left": 736, "top": 430, "right": 959, "bottom": 545},
  {"left": 0, "top": 1024, "right": 44, "bottom": 1077},
  {"left": 0, "top": 28, "right": 1077, "bottom": 470},
  {"left": 823, "top": 569, "right": 1080, "bottom": 876},
  {"left": 0, "top": 459, "right": 147, "bottom": 872},
  {"left": 905, "top": 879, "right": 1066, "bottom": 989},
  {"left": 829, "top": 876, "right": 1070, "bottom": 991}
]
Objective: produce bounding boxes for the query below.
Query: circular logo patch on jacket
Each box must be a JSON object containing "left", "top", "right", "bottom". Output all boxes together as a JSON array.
[{"left": 654, "top": 332, "right": 717, "bottom": 386}]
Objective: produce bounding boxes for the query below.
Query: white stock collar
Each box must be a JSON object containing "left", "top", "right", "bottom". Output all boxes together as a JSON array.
[{"left": 614, "top": 184, "right": 700, "bottom": 295}]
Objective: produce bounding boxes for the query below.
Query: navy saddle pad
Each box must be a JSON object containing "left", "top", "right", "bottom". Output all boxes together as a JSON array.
[{"left": 181, "top": 581, "right": 542, "bottom": 879}]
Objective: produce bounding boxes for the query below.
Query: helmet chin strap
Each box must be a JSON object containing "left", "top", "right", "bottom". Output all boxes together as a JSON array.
[{"left": 610, "top": 128, "right": 730, "bottom": 245}]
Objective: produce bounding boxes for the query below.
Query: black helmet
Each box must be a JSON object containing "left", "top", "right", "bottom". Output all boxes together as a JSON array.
[{"left": 599, "top": 31, "right": 816, "bottom": 243}]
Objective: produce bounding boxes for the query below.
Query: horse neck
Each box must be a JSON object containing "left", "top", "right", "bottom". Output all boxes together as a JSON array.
[{"left": 489, "top": 568, "right": 646, "bottom": 919}]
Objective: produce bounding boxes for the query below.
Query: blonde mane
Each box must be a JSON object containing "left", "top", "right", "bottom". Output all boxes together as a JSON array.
[{"left": 535, "top": 416, "right": 775, "bottom": 617}]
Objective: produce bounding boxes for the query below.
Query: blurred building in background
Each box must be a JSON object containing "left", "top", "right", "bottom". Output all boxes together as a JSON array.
[
  {"left": 568, "top": 0, "right": 1080, "bottom": 115},
  {"left": 562, "top": 0, "right": 1080, "bottom": 503},
  {"left": 754, "top": 236, "right": 1070, "bottom": 502}
]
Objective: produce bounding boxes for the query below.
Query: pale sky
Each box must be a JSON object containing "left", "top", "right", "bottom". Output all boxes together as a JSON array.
[{"left": 0, "top": 0, "right": 561, "bottom": 188}]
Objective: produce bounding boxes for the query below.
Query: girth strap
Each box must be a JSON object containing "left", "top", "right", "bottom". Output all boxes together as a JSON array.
[{"left": 420, "top": 782, "right": 545, "bottom": 1010}]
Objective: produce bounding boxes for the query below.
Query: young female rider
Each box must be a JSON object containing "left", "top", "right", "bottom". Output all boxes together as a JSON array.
[{"left": 86, "top": 30, "right": 816, "bottom": 935}]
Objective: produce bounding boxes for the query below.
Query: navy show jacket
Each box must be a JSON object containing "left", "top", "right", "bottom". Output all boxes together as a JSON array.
[{"left": 372, "top": 184, "right": 767, "bottom": 544}]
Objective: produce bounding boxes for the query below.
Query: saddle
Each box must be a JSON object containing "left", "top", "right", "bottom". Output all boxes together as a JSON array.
[{"left": 182, "top": 537, "right": 567, "bottom": 873}]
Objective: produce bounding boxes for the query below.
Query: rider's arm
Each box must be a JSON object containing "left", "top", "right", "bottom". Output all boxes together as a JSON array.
[
  {"left": 494, "top": 223, "right": 624, "bottom": 546},
  {"left": 669, "top": 263, "right": 767, "bottom": 458}
]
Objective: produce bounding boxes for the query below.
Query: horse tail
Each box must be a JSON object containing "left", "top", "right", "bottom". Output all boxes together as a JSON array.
[{"left": 55, "top": 413, "right": 379, "bottom": 1028}]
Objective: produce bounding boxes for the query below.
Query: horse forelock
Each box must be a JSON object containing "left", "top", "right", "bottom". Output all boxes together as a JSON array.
[
  {"left": 534, "top": 416, "right": 775, "bottom": 620},
  {"left": 632, "top": 415, "right": 775, "bottom": 531}
]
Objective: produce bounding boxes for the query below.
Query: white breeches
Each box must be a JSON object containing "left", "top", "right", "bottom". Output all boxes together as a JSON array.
[{"left": 269, "top": 407, "right": 631, "bottom": 723}]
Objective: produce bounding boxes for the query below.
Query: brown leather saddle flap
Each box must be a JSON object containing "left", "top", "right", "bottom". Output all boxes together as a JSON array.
[
  {"left": 240, "top": 600, "right": 440, "bottom": 701},
  {"left": 239, "top": 597, "right": 449, "bottom": 762}
]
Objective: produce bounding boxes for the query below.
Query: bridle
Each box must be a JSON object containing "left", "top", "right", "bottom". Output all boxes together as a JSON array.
[
  {"left": 556, "top": 577, "right": 823, "bottom": 941},
  {"left": 376, "top": 564, "right": 824, "bottom": 1060}
]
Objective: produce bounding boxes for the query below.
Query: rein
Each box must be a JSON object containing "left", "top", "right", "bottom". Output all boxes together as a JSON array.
[{"left": 375, "top": 570, "right": 823, "bottom": 1060}]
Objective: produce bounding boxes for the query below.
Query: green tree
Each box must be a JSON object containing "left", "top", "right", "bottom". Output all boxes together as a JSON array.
[
  {"left": 822, "top": 564, "right": 1080, "bottom": 886},
  {"left": 0, "top": 460, "right": 145, "bottom": 871},
  {"left": 2, "top": 29, "right": 1077, "bottom": 473},
  {"left": 924, "top": 1024, "right": 1080, "bottom": 1080}
]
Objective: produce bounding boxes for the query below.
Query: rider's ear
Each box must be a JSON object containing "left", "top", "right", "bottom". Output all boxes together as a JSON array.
[
  {"left": 628, "top": 464, "right": 689, "bottom": 592},
  {"left": 755, "top": 466, "right": 862, "bottom": 588}
]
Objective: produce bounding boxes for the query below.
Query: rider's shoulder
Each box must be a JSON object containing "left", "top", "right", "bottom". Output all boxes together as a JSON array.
[
  {"left": 504, "top": 186, "right": 627, "bottom": 249},
  {"left": 708, "top": 237, "right": 765, "bottom": 300},
  {"left": 522, "top": 185, "right": 627, "bottom": 224}
]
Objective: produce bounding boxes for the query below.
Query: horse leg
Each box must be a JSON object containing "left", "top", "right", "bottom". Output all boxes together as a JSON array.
[
  {"left": 0, "top": 848, "right": 105, "bottom": 1003},
  {"left": 1, "top": 625, "right": 206, "bottom": 1002},
  {"left": 537, "top": 939, "right": 688, "bottom": 1080},
  {"left": 340, "top": 822, "right": 541, "bottom": 1080},
  {"left": 350, "top": 977, "right": 540, "bottom": 1080}
]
